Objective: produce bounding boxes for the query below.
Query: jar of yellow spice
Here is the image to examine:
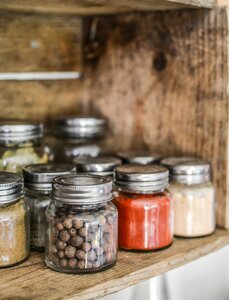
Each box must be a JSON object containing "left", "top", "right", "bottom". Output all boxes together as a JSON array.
[{"left": 0, "top": 172, "right": 30, "bottom": 267}]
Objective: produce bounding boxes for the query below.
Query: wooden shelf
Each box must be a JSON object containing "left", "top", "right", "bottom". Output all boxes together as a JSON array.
[
  {"left": 0, "top": 229, "right": 228, "bottom": 300},
  {"left": 0, "top": 0, "right": 215, "bottom": 15}
]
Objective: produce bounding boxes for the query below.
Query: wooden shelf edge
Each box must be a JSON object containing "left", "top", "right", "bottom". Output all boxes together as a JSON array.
[
  {"left": 0, "top": 229, "right": 228, "bottom": 300},
  {"left": 75, "top": 230, "right": 229, "bottom": 299},
  {"left": 0, "top": 0, "right": 215, "bottom": 16}
]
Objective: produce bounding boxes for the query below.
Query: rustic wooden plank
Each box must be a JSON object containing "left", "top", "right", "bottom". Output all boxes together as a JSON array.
[
  {"left": 217, "top": 0, "right": 229, "bottom": 5},
  {"left": 0, "top": 80, "right": 83, "bottom": 121},
  {"left": 0, "top": 12, "right": 82, "bottom": 72},
  {"left": 82, "top": 8, "right": 229, "bottom": 228},
  {"left": 0, "top": 229, "right": 228, "bottom": 300},
  {"left": 0, "top": 0, "right": 215, "bottom": 16}
]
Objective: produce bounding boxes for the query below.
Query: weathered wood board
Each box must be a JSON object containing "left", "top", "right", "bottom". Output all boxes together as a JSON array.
[
  {"left": 0, "top": 229, "right": 228, "bottom": 300},
  {"left": 0, "top": 0, "right": 215, "bottom": 16},
  {"left": 82, "top": 9, "right": 229, "bottom": 228},
  {"left": 0, "top": 13, "right": 82, "bottom": 72}
]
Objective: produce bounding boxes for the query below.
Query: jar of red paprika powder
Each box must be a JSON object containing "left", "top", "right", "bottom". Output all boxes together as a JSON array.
[{"left": 113, "top": 165, "right": 173, "bottom": 250}]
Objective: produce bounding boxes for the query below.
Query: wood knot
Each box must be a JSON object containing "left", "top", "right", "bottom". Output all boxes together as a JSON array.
[{"left": 153, "top": 52, "right": 167, "bottom": 71}]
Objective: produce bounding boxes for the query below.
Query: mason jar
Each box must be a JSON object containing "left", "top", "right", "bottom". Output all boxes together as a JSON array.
[
  {"left": 51, "top": 117, "right": 108, "bottom": 163},
  {"left": 117, "top": 151, "right": 161, "bottom": 165},
  {"left": 45, "top": 175, "right": 118, "bottom": 273},
  {"left": 0, "top": 172, "right": 30, "bottom": 267},
  {"left": 0, "top": 120, "right": 52, "bottom": 173},
  {"left": 74, "top": 156, "right": 121, "bottom": 177},
  {"left": 23, "top": 164, "right": 76, "bottom": 250},
  {"left": 161, "top": 157, "right": 216, "bottom": 237},
  {"left": 113, "top": 165, "right": 173, "bottom": 251}
]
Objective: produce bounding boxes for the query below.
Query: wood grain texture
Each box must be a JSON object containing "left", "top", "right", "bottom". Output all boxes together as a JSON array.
[
  {"left": 82, "top": 9, "right": 229, "bottom": 228},
  {"left": 0, "top": 229, "right": 228, "bottom": 300},
  {"left": 0, "top": 80, "right": 83, "bottom": 121},
  {"left": 0, "top": 12, "right": 82, "bottom": 72},
  {"left": 0, "top": 0, "right": 215, "bottom": 16},
  {"left": 217, "top": 0, "right": 229, "bottom": 5}
]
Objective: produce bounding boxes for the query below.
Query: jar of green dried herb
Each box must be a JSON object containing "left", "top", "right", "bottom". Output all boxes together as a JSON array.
[
  {"left": 0, "top": 120, "right": 53, "bottom": 173},
  {"left": 0, "top": 172, "right": 30, "bottom": 267}
]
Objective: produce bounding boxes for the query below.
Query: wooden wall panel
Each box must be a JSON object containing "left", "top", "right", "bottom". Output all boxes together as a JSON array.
[
  {"left": 0, "top": 12, "right": 83, "bottom": 122},
  {"left": 0, "top": 12, "right": 82, "bottom": 72},
  {"left": 82, "top": 9, "right": 229, "bottom": 227},
  {"left": 0, "top": 81, "right": 83, "bottom": 121}
]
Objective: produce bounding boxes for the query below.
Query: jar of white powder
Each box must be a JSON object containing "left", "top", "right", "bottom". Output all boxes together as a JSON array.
[{"left": 161, "top": 157, "right": 216, "bottom": 237}]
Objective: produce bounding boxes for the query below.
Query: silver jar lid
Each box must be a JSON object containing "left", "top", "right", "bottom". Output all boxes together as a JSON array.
[
  {"left": 65, "top": 144, "right": 101, "bottom": 159},
  {"left": 23, "top": 164, "right": 76, "bottom": 192},
  {"left": 114, "top": 164, "right": 169, "bottom": 193},
  {"left": 117, "top": 151, "right": 161, "bottom": 165},
  {"left": 0, "top": 120, "right": 43, "bottom": 143},
  {"left": 53, "top": 117, "right": 107, "bottom": 139},
  {"left": 52, "top": 175, "right": 113, "bottom": 205},
  {"left": 74, "top": 156, "right": 122, "bottom": 176},
  {"left": 161, "top": 157, "right": 211, "bottom": 184},
  {"left": 0, "top": 172, "right": 24, "bottom": 204}
]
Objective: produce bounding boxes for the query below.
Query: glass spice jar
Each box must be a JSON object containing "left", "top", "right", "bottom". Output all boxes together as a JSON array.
[
  {"left": 113, "top": 165, "right": 173, "bottom": 251},
  {"left": 161, "top": 157, "right": 216, "bottom": 237},
  {"left": 0, "top": 120, "right": 52, "bottom": 173},
  {"left": 23, "top": 164, "right": 76, "bottom": 250},
  {"left": 74, "top": 156, "right": 122, "bottom": 177},
  {"left": 45, "top": 175, "right": 118, "bottom": 273},
  {"left": 0, "top": 172, "right": 30, "bottom": 267},
  {"left": 117, "top": 151, "right": 161, "bottom": 165},
  {"left": 51, "top": 117, "right": 108, "bottom": 163}
]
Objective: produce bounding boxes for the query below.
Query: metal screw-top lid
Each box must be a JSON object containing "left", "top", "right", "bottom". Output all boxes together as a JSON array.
[
  {"left": 65, "top": 144, "right": 101, "bottom": 159},
  {"left": 114, "top": 164, "right": 169, "bottom": 193},
  {"left": 52, "top": 175, "right": 113, "bottom": 205},
  {"left": 53, "top": 117, "right": 107, "bottom": 139},
  {"left": 74, "top": 156, "right": 122, "bottom": 176},
  {"left": 117, "top": 151, "right": 161, "bottom": 165},
  {"left": 161, "top": 157, "right": 211, "bottom": 184},
  {"left": 0, "top": 120, "right": 43, "bottom": 143},
  {"left": 0, "top": 172, "right": 24, "bottom": 204},
  {"left": 23, "top": 164, "right": 76, "bottom": 192}
]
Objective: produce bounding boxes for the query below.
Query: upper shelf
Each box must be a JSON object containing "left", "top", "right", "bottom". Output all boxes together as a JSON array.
[{"left": 0, "top": 0, "right": 215, "bottom": 15}]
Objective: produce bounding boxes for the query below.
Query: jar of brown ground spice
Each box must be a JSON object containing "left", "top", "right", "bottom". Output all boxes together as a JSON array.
[{"left": 0, "top": 172, "right": 30, "bottom": 267}]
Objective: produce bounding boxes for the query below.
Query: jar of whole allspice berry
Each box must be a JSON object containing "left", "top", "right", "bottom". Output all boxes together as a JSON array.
[{"left": 45, "top": 175, "right": 118, "bottom": 273}]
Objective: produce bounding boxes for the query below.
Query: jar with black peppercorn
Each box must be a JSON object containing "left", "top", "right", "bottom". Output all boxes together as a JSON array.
[
  {"left": 45, "top": 175, "right": 118, "bottom": 273},
  {"left": 23, "top": 164, "right": 76, "bottom": 250}
]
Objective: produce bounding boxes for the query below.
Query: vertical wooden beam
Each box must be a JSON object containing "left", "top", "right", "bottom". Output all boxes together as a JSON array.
[{"left": 82, "top": 9, "right": 229, "bottom": 228}]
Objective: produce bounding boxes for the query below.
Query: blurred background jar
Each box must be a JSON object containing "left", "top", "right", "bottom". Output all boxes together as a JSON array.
[
  {"left": 117, "top": 151, "right": 161, "bottom": 165},
  {"left": 50, "top": 117, "right": 108, "bottom": 163},
  {"left": 0, "top": 120, "right": 53, "bottom": 173},
  {"left": 113, "top": 165, "right": 173, "bottom": 251},
  {"left": 161, "top": 157, "right": 216, "bottom": 237},
  {"left": 74, "top": 156, "right": 121, "bottom": 177},
  {"left": 45, "top": 175, "right": 118, "bottom": 273},
  {"left": 0, "top": 172, "right": 30, "bottom": 267},
  {"left": 23, "top": 163, "right": 76, "bottom": 250}
]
